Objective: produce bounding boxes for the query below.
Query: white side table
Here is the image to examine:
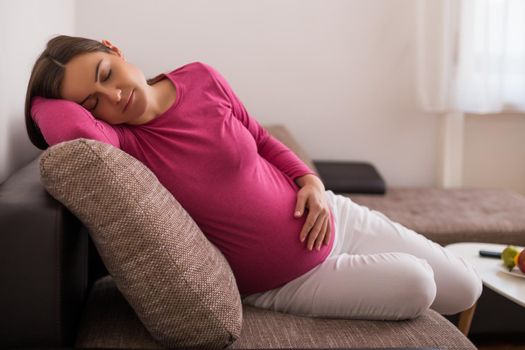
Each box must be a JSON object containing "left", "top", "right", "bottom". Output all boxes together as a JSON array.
[{"left": 445, "top": 242, "right": 525, "bottom": 335}]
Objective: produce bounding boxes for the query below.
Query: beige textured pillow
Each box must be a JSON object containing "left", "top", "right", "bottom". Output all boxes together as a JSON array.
[{"left": 39, "top": 138, "right": 242, "bottom": 348}]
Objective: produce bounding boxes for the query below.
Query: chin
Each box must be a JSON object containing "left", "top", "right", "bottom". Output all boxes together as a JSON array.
[{"left": 131, "top": 100, "right": 147, "bottom": 120}]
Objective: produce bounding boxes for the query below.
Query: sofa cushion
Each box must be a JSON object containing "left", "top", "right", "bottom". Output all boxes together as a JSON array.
[
  {"left": 314, "top": 160, "right": 387, "bottom": 194},
  {"left": 75, "top": 275, "right": 476, "bottom": 349},
  {"left": 233, "top": 302, "right": 476, "bottom": 350},
  {"left": 39, "top": 138, "right": 242, "bottom": 348},
  {"left": 349, "top": 187, "right": 525, "bottom": 246}
]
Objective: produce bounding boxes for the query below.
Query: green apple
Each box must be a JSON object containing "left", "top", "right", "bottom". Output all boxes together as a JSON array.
[{"left": 502, "top": 245, "right": 520, "bottom": 271}]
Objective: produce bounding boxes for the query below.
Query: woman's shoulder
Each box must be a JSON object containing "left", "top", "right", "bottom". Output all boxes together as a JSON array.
[{"left": 166, "top": 61, "right": 220, "bottom": 79}]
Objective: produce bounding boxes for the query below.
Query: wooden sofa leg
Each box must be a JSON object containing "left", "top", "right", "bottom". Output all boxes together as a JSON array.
[{"left": 458, "top": 302, "right": 477, "bottom": 336}]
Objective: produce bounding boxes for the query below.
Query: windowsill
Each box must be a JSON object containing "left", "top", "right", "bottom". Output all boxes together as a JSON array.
[{"left": 465, "top": 110, "right": 525, "bottom": 118}]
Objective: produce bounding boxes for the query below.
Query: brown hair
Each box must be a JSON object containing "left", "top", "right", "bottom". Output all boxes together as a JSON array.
[{"left": 25, "top": 34, "right": 160, "bottom": 150}]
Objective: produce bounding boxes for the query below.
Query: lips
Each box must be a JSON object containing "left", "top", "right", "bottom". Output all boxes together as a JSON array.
[{"left": 123, "top": 89, "right": 135, "bottom": 112}]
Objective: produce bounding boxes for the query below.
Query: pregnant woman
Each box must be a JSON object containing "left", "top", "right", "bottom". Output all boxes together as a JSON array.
[{"left": 26, "top": 35, "right": 482, "bottom": 320}]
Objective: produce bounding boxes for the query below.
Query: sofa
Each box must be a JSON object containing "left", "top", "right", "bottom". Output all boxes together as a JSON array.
[{"left": 4, "top": 123, "right": 523, "bottom": 349}]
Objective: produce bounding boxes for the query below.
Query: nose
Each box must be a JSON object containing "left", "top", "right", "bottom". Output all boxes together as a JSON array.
[{"left": 99, "top": 86, "right": 122, "bottom": 104}]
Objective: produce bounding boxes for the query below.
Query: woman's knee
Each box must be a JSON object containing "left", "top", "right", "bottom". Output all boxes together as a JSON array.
[
  {"left": 433, "top": 261, "right": 483, "bottom": 315},
  {"left": 391, "top": 254, "right": 437, "bottom": 319}
]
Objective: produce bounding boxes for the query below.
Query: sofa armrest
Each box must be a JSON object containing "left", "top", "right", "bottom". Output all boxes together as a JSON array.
[
  {"left": 0, "top": 155, "right": 88, "bottom": 347},
  {"left": 313, "top": 160, "right": 386, "bottom": 194}
]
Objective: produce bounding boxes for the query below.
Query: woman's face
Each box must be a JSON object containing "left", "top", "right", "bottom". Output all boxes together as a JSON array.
[{"left": 60, "top": 41, "right": 149, "bottom": 125}]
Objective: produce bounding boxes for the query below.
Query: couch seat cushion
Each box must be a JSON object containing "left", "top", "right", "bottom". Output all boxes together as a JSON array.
[
  {"left": 75, "top": 275, "right": 475, "bottom": 349},
  {"left": 349, "top": 187, "right": 525, "bottom": 246}
]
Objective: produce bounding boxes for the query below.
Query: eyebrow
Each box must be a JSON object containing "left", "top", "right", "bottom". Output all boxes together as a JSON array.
[{"left": 78, "top": 58, "right": 103, "bottom": 105}]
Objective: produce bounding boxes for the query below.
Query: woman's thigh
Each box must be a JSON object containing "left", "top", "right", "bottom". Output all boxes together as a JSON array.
[
  {"left": 326, "top": 190, "right": 483, "bottom": 315},
  {"left": 242, "top": 250, "right": 437, "bottom": 320}
]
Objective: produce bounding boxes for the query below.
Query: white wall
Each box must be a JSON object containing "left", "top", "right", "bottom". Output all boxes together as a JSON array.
[
  {"left": 0, "top": 0, "right": 75, "bottom": 184},
  {"left": 76, "top": 0, "right": 440, "bottom": 187},
  {"left": 463, "top": 113, "right": 525, "bottom": 196}
]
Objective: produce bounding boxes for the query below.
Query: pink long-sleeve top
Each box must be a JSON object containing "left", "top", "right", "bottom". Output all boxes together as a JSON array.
[{"left": 32, "top": 61, "right": 336, "bottom": 295}]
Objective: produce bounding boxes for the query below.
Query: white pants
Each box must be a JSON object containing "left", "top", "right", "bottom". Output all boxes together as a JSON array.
[{"left": 242, "top": 190, "right": 483, "bottom": 321}]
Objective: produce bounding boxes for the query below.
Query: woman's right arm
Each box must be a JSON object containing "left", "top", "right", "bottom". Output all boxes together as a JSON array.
[{"left": 31, "top": 97, "right": 121, "bottom": 148}]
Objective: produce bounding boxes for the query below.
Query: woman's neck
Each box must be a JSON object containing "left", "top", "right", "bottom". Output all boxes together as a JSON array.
[{"left": 130, "top": 77, "right": 177, "bottom": 125}]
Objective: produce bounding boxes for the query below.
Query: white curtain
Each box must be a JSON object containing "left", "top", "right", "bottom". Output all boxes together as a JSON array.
[
  {"left": 416, "top": 0, "right": 459, "bottom": 113},
  {"left": 417, "top": 0, "right": 525, "bottom": 114}
]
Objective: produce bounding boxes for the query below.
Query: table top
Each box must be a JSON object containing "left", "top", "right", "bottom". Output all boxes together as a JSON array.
[{"left": 446, "top": 242, "right": 525, "bottom": 307}]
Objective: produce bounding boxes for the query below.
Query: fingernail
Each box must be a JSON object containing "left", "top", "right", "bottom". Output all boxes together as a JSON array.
[{"left": 295, "top": 211, "right": 300, "bottom": 216}]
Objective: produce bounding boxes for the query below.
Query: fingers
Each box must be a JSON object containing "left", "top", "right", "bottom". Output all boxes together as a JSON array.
[
  {"left": 299, "top": 209, "right": 318, "bottom": 243},
  {"left": 294, "top": 193, "right": 307, "bottom": 218},
  {"left": 323, "top": 217, "right": 331, "bottom": 246},
  {"left": 313, "top": 217, "right": 328, "bottom": 251},
  {"left": 305, "top": 211, "right": 330, "bottom": 251},
  {"left": 305, "top": 211, "right": 322, "bottom": 250},
  {"left": 295, "top": 189, "right": 331, "bottom": 251}
]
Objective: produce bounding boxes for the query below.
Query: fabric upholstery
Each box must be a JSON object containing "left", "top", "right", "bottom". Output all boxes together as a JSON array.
[
  {"left": 75, "top": 275, "right": 476, "bottom": 349},
  {"left": 349, "top": 187, "right": 525, "bottom": 246},
  {"left": 39, "top": 138, "right": 242, "bottom": 348},
  {"left": 233, "top": 301, "right": 476, "bottom": 350}
]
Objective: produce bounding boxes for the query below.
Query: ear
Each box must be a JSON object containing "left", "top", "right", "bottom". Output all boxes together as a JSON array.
[{"left": 101, "top": 39, "right": 126, "bottom": 60}]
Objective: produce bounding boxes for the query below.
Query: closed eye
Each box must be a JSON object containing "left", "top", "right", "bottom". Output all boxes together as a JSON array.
[
  {"left": 104, "top": 69, "right": 112, "bottom": 82},
  {"left": 88, "top": 70, "right": 112, "bottom": 111}
]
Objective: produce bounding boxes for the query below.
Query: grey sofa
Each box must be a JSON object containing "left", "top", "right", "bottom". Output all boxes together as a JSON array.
[{"left": 0, "top": 124, "right": 493, "bottom": 349}]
